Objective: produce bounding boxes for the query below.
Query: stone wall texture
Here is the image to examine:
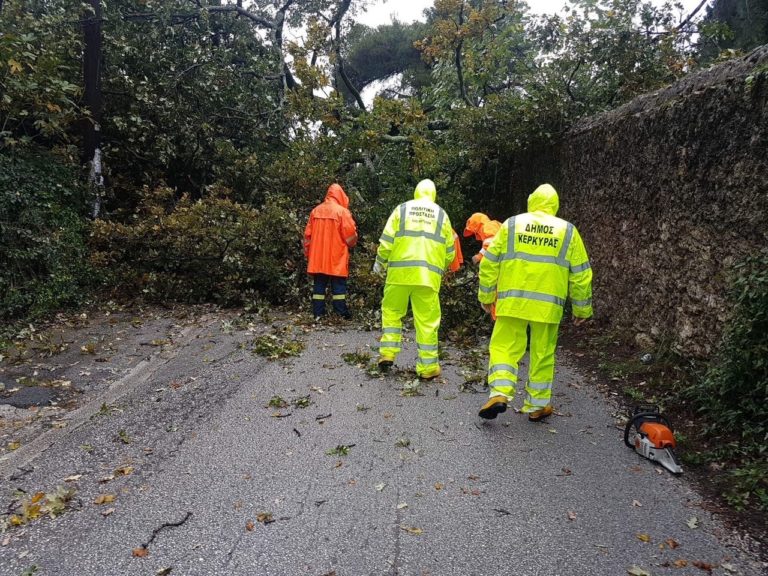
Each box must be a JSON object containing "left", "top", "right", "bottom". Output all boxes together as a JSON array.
[{"left": 557, "top": 46, "right": 768, "bottom": 357}]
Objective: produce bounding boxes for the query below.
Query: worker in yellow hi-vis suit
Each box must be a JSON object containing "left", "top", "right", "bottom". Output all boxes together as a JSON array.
[
  {"left": 373, "top": 179, "right": 454, "bottom": 379},
  {"left": 477, "top": 184, "right": 593, "bottom": 421}
]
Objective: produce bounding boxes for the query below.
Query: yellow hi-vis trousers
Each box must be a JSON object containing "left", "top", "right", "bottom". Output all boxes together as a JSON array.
[
  {"left": 379, "top": 284, "right": 441, "bottom": 377},
  {"left": 487, "top": 316, "right": 559, "bottom": 413}
]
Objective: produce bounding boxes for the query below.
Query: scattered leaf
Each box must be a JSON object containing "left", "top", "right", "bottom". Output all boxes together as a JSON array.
[
  {"left": 691, "top": 561, "right": 714, "bottom": 573},
  {"left": 101, "top": 507, "right": 115, "bottom": 517},
  {"left": 245, "top": 521, "right": 255, "bottom": 531},
  {"left": 155, "top": 568, "right": 172, "bottom": 576},
  {"left": 434, "top": 482, "right": 444, "bottom": 491},
  {"left": 132, "top": 547, "right": 148, "bottom": 558},
  {"left": 64, "top": 475, "right": 82, "bottom": 482},
  {"left": 636, "top": 533, "right": 651, "bottom": 543},
  {"left": 547, "top": 428, "right": 558, "bottom": 434},
  {"left": 686, "top": 516, "right": 699, "bottom": 529},
  {"left": 665, "top": 538, "right": 679, "bottom": 549},
  {"left": 94, "top": 494, "right": 116, "bottom": 505},
  {"left": 632, "top": 500, "right": 642, "bottom": 507},
  {"left": 627, "top": 566, "right": 651, "bottom": 576},
  {"left": 400, "top": 526, "right": 423, "bottom": 535},
  {"left": 567, "top": 510, "right": 577, "bottom": 521},
  {"left": 8, "top": 441, "right": 21, "bottom": 451},
  {"left": 397, "top": 503, "right": 408, "bottom": 510},
  {"left": 673, "top": 560, "right": 688, "bottom": 568},
  {"left": 375, "top": 483, "right": 386, "bottom": 492},
  {"left": 115, "top": 465, "right": 134, "bottom": 476},
  {"left": 256, "top": 512, "right": 274, "bottom": 525}
]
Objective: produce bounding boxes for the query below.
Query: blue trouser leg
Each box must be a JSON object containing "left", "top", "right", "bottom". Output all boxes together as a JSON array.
[
  {"left": 312, "top": 274, "right": 329, "bottom": 316},
  {"left": 330, "top": 276, "right": 350, "bottom": 317}
]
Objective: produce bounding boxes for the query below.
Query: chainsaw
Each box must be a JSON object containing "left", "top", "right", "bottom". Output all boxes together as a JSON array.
[{"left": 624, "top": 406, "right": 683, "bottom": 474}]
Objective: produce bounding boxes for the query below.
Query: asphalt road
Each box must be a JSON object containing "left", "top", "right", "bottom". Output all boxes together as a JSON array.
[{"left": 0, "top": 311, "right": 764, "bottom": 576}]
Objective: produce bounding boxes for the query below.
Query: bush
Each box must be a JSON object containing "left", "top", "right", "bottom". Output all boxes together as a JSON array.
[
  {"left": 90, "top": 185, "right": 303, "bottom": 306},
  {"left": 685, "top": 248, "right": 768, "bottom": 510},
  {"left": 691, "top": 249, "right": 768, "bottom": 442},
  {"left": 0, "top": 150, "right": 91, "bottom": 321}
]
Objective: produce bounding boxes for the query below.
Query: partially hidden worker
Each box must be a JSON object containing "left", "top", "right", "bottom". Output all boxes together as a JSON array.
[
  {"left": 303, "top": 183, "right": 358, "bottom": 319},
  {"left": 464, "top": 212, "right": 502, "bottom": 265},
  {"left": 464, "top": 212, "right": 502, "bottom": 319},
  {"left": 477, "top": 184, "right": 593, "bottom": 421},
  {"left": 374, "top": 179, "right": 455, "bottom": 379}
]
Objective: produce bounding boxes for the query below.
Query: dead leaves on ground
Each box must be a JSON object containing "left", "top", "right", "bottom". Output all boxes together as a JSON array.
[{"left": 2, "top": 486, "right": 76, "bottom": 530}]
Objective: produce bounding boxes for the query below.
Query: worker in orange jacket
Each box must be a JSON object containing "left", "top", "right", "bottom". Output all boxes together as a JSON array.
[
  {"left": 464, "top": 213, "right": 502, "bottom": 318},
  {"left": 464, "top": 213, "right": 502, "bottom": 264},
  {"left": 303, "top": 183, "right": 358, "bottom": 319}
]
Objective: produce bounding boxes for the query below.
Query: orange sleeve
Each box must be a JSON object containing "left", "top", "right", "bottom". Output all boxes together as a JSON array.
[
  {"left": 340, "top": 209, "right": 358, "bottom": 248},
  {"left": 449, "top": 233, "right": 463, "bottom": 272},
  {"left": 303, "top": 215, "right": 313, "bottom": 258}
]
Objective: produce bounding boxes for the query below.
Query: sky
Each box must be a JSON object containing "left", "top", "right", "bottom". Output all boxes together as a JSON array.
[{"left": 356, "top": 0, "right": 707, "bottom": 27}]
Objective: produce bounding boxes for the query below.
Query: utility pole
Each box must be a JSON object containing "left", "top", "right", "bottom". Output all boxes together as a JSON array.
[{"left": 82, "top": 0, "right": 105, "bottom": 217}]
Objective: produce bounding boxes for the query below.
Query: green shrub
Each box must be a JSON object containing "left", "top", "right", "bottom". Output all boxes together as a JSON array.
[
  {"left": 0, "top": 150, "right": 91, "bottom": 321},
  {"left": 685, "top": 249, "right": 768, "bottom": 510},
  {"left": 690, "top": 249, "right": 768, "bottom": 442},
  {"left": 90, "top": 185, "right": 303, "bottom": 306}
]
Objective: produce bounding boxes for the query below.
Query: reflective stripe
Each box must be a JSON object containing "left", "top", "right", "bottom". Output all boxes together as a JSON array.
[
  {"left": 571, "top": 260, "right": 591, "bottom": 273},
  {"left": 572, "top": 298, "right": 592, "bottom": 307},
  {"left": 382, "top": 327, "right": 402, "bottom": 334},
  {"left": 489, "top": 378, "right": 516, "bottom": 387},
  {"left": 502, "top": 252, "right": 569, "bottom": 268},
  {"left": 479, "top": 284, "right": 495, "bottom": 294},
  {"left": 506, "top": 217, "right": 516, "bottom": 255},
  {"left": 558, "top": 223, "right": 574, "bottom": 261},
  {"left": 527, "top": 381, "right": 551, "bottom": 391},
  {"left": 481, "top": 249, "right": 500, "bottom": 262},
  {"left": 379, "top": 234, "right": 394, "bottom": 244},
  {"left": 332, "top": 295, "right": 346, "bottom": 300},
  {"left": 312, "top": 295, "right": 325, "bottom": 300},
  {"left": 526, "top": 395, "right": 551, "bottom": 407},
  {"left": 418, "top": 356, "right": 439, "bottom": 365},
  {"left": 376, "top": 342, "right": 402, "bottom": 349},
  {"left": 446, "top": 245, "right": 455, "bottom": 254},
  {"left": 497, "top": 289, "right": 565, "bottom": 307},
  {"left": 490, "top": 363, "right": 518, "bottom": 375},
  {"left": 376, "top": 255, "right": 387, "bottom": 264},
  {"left": 435, "top": 208, "right": 446, "bottom": 243},
  {"left": 388, "top": 260, "right": 444, "bottom": 275},
  {"left": 417, "top": 343, "right": 439, "bottom": 351},
  {"left": 399, "top": 203, "right": 407, "bottom": 234}
]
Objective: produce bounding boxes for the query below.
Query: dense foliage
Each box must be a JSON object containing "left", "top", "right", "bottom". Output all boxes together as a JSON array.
[
  {"left": 0, "top": 149, "right": 90, "bottom": 320},
  {"left": 90, "top": 185, "right": 303, "bottom": 306},
  {"left": 686, "top": 250, "right": 768, "bottom": 510}
]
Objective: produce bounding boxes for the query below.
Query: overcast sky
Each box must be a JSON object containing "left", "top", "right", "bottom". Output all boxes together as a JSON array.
[{"left": 356, "top": 0, "right": 707, "bottom": 27}]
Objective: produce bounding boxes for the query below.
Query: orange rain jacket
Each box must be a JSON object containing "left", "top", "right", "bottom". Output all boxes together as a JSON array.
[
  {"left": 303, "top": 184, "right": 358, "bottom": 277},
  {"left": 464, "top": 212, "right": 502, "bottom": 264}
]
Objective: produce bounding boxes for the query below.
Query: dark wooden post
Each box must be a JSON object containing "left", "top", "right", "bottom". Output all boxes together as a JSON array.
[{"left": 82, "top": 0, "right": 105, "bottom": 217}]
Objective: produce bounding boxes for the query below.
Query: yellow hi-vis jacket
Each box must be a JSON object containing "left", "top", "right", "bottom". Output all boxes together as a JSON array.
[
  {"left": 376, "top": 180, "right": 455, "bottom": 292},
  {"left": 478, "top": 184, "right": 593, "bottom": 324}
]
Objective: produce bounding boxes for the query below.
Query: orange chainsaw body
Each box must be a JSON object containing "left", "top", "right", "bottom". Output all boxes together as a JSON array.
[{"left": 637, "top": 421, "right": 676, "bottom": 449}]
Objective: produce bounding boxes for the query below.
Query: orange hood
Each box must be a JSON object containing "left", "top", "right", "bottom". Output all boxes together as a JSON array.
[{"left": 325, "top": 183, "right": 349, "bottom": 209}]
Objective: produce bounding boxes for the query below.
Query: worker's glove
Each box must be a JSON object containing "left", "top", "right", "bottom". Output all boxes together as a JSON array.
[
  {"left": 480, "top": 302, "right": 493, "bottom": 314},
  {"left": 372, "top": 261, "right": 386, "bottom": 277}
]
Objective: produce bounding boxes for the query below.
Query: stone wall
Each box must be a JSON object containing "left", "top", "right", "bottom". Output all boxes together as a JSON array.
[{"left": 557, "top": 46, "right": 768, "bottom": 357}]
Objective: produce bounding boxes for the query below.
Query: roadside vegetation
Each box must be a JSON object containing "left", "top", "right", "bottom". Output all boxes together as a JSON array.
[{"left": 0, "top": 0, "right": 766, "bottom": 526}]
